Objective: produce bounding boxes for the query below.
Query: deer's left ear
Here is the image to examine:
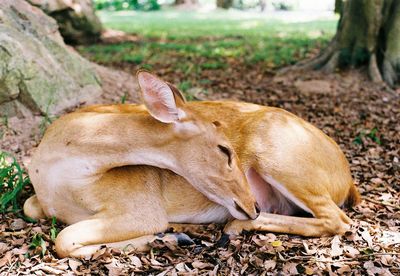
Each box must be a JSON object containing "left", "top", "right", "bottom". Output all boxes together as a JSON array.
[{"left": 137, "top": 71, "right": 186, "bottom": 123}]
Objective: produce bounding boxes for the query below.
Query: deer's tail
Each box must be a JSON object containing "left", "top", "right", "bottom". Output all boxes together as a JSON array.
[{"left": 344, "top": 183, "right": 361, "bottom": 208}]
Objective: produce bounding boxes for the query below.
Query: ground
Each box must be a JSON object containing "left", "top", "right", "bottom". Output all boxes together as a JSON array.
[{"left": 0, "top": 10, "right": 399, "bottom": 275}]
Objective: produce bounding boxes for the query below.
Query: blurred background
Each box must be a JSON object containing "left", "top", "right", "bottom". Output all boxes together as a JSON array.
[{"left": 75, "top": 0, "right": 339, "bottom": 102}]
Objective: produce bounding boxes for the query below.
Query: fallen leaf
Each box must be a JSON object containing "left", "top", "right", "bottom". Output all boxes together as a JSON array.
[
  {"left": 263, "top": 260, "right": 276, "bottom": 271},
  {"left": 192, "top": 260, "right": 212, "bottom": 269},
  {"left": 331, "top": 235, "right": 343, "bottom": 257},
  {"left": 0, "top": 251, "right": 12, "bottom": 267},
  {"left": 343, "top": 245, "right": 359, "bottom": 258},
  {"left": 379, "top": 231, "right": 400, "bottom": 246},
  {"left": 271, "top": 240, "right": 282, "bottom": 247},
  {"left": 380, "top": 255, "right": 394, "bottom": 266},
  {"left": 0, "top": 243, "right": 8, "bottom": 254},
  {"left": 283, "top": 262, "right": 298, "bottom": 275},
  {"left": 68, "top": 259, "right": 82, "bottom": 271},
  {"left": 337, "top": 264, "right": 351, "bottom": 274},
  {"left": 304, "top": 266, "right": 314, "bottom": 275},
  {"left": 360, "top": 228, "right": 373, "bottom": 248},
  {"left": 105, "top": 259, "right": 124, "bottom": 276},
  {"left": 129, "top": 256, "right": 142, "bottom": 268}
]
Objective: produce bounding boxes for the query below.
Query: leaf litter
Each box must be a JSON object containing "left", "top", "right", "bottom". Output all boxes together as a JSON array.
[{"left": 0, "top": 41, "right": 399, "bottom": 275}]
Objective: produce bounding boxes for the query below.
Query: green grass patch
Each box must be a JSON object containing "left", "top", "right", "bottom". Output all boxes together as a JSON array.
[
  {"left": 79, "top": 11, "right": 336, "bottom": 71},
  {"left": 97, "top": 10, "right": 337, "bottom": 39},
  {"left": 0, "top": 152, "right": 30, "bottom": 214},
  {"left": 30, "top": 233, "right": 47, "bottom": 256},
  {"left": 353, "top": 128, "right": 382, "bottom": 146}
]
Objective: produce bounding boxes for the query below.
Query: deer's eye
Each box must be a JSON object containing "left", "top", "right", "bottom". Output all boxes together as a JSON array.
[
  {"left": 218, "top": 145, "right": 232, "bottom": 167},
  {"left": 212, "top": 121, "right": 222, "bottom": 127}
]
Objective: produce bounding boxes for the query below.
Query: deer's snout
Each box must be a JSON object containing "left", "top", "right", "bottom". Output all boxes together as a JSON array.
[{"left": 233, "top": 199, "right": 259, "bottom": 220}]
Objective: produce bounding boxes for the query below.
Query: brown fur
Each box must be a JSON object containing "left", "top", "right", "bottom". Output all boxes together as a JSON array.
[{"left": 24, "top": 73, "right": 360, "bottom": 258}]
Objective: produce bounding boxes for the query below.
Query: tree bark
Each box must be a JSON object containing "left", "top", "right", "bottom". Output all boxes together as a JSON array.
[
  {"left": 298, "top": 0, "right": 400, "bottom": 87},
  {"left": 217, "top": 0, "right": 233, "bottom": 9}
]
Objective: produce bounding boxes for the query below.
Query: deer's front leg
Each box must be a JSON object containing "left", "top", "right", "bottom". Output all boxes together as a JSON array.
[{"left": 55, "top": 214, "right": 170, "bottom": 258}]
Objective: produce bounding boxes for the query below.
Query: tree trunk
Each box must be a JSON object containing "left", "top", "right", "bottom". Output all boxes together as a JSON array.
[
  {"left": 175, "top": 0, "right": 198, "bottom": 5},
  {"left": 334, "top": 0, "right": 343, "bottom": 14},
  {"left": 259, "top": 0, "right": 266, "bottom": 11},
  {"left": 217, "top": 0, "right": 233, "bottom": 9},
  {"left": 299, "top": 0, "right": 400, "bottom": 87}
]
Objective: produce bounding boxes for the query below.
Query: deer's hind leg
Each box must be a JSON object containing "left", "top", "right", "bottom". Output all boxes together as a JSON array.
[{"left": 224, "top": 167, "right": 352, "bottom": 237}]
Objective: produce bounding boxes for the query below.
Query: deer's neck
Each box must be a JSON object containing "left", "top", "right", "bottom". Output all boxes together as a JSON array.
[{"left": 53, "top": 111, "right": 183, "bottom": 176}]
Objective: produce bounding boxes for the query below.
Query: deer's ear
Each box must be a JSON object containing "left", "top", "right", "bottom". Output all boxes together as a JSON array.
[
  {"left": 166, "top": 82, "right": 187, "bottom": 105},
  {"left": 137, "top": 71, "right": 185, "bottom": 123}
]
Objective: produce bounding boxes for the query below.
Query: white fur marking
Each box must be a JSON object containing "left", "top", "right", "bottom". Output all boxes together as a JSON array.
[
  {"left": 173, "top": 121, "right": 200, "bottom": 135},
  {"left": 177, "top": 109, "right": 186, "bottom": 120},
  {"left": 237, "top": 104, "right": 262, "bottom": 112}
]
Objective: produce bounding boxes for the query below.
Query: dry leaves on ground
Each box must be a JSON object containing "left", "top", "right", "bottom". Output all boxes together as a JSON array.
[{"left": 1, "top": 56, "right": 399, "bottom": 274}]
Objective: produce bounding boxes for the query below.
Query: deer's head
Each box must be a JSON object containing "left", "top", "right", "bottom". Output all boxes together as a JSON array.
[{"left": 137, "top": 71, "right": 259, "bottom": 220}]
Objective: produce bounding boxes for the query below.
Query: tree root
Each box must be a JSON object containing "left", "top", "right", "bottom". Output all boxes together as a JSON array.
[
  {"left": 382, "top": 58, "right": 398, "bottom": 87},
  {"left": 278, "top": 42, "right": 399, "bottom": 92},
  {"left": 368, "top": 53, "right": 383, "bottom": 83},
  {"left": 321, "top": 51, "right": 340, "bottom": 74},
  {"left": 277, "top": 41, "right": 336, "bottom": 75},
  {"left": 298, "top": 41, "right": 336, "bottom": 71}
]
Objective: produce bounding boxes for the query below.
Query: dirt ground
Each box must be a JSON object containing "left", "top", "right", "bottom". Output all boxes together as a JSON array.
[{"left": 0, "top": 58, "right": 399, "bottom": 274}]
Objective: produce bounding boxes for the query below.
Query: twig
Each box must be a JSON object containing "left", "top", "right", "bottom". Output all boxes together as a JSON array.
[
  {"left": 0, "top": 230, "right": 29, "bottom": 237},
  {"left": 362, "top": 197, "right": 400, "bottom": 211},
  {"left": 281, "top": 252, "right": 400, "bottom": 263},
  {"left": 368, "top": 252, "right": 400, "bottom": 256},
  {"left": 6, "top": 260, "right": 17, "bottom": 276}
]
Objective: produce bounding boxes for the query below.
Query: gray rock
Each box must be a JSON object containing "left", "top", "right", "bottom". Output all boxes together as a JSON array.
[
  {"left": 0, "top": 0, "right": 102, "bottom": 117},
  {"left": 27, "top": 0, "right": 102, "bottom": 44}
]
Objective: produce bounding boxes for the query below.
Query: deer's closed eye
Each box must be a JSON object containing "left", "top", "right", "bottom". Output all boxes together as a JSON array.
[{"left": 218, "top": 145, "right": 232, "bottom": 167}]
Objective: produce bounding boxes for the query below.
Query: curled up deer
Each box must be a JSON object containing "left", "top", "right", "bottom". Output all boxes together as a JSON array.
[{"left": 24, "top": 71, "right": 360, "bottom": 258}]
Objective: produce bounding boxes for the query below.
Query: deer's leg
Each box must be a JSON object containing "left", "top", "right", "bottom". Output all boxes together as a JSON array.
[
  {"left": 224, "top": 203, "right": 351, "bottom": 237},
  {"left": 23, "top": 195, "right": 46, "bottom": 220},
  {"left": 55, "top": 171, "right": 173, "bottom": 258},
  {"left": 229, "top": 167, "right": 352, "bottom": 237},
  {"left": 55, "top": 214, "right": 171, "bottom": 258}
]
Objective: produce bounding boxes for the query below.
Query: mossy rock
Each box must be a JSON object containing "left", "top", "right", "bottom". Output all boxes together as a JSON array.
[{"left": 0, "top": 0, "right": 102, "bottom": 117}]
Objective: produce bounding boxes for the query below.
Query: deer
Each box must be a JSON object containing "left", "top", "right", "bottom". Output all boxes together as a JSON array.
[{"left": 24, "top": 72, "right": 360, "bottom": 258}]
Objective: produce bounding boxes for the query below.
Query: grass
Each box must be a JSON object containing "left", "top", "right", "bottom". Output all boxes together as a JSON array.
[
  {"left": 78, "top": 10, "right": 337, "bottom": 71},
  {"left": 97, "top": 9, "right": 337, "bottom": 39},
  {"left": 29, "top": 234, "right": 47, "bottom": 256},
  {"left": 0, "top": 152, "right": 30, "bottom": 214},
  {"left": 353, "top": 128, "right": 382, "bottom": 146}
]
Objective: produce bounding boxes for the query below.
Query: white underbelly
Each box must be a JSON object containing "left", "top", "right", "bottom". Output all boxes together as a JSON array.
[{"left": 168, "top": 204, "right": 231, "bottom": 224}]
